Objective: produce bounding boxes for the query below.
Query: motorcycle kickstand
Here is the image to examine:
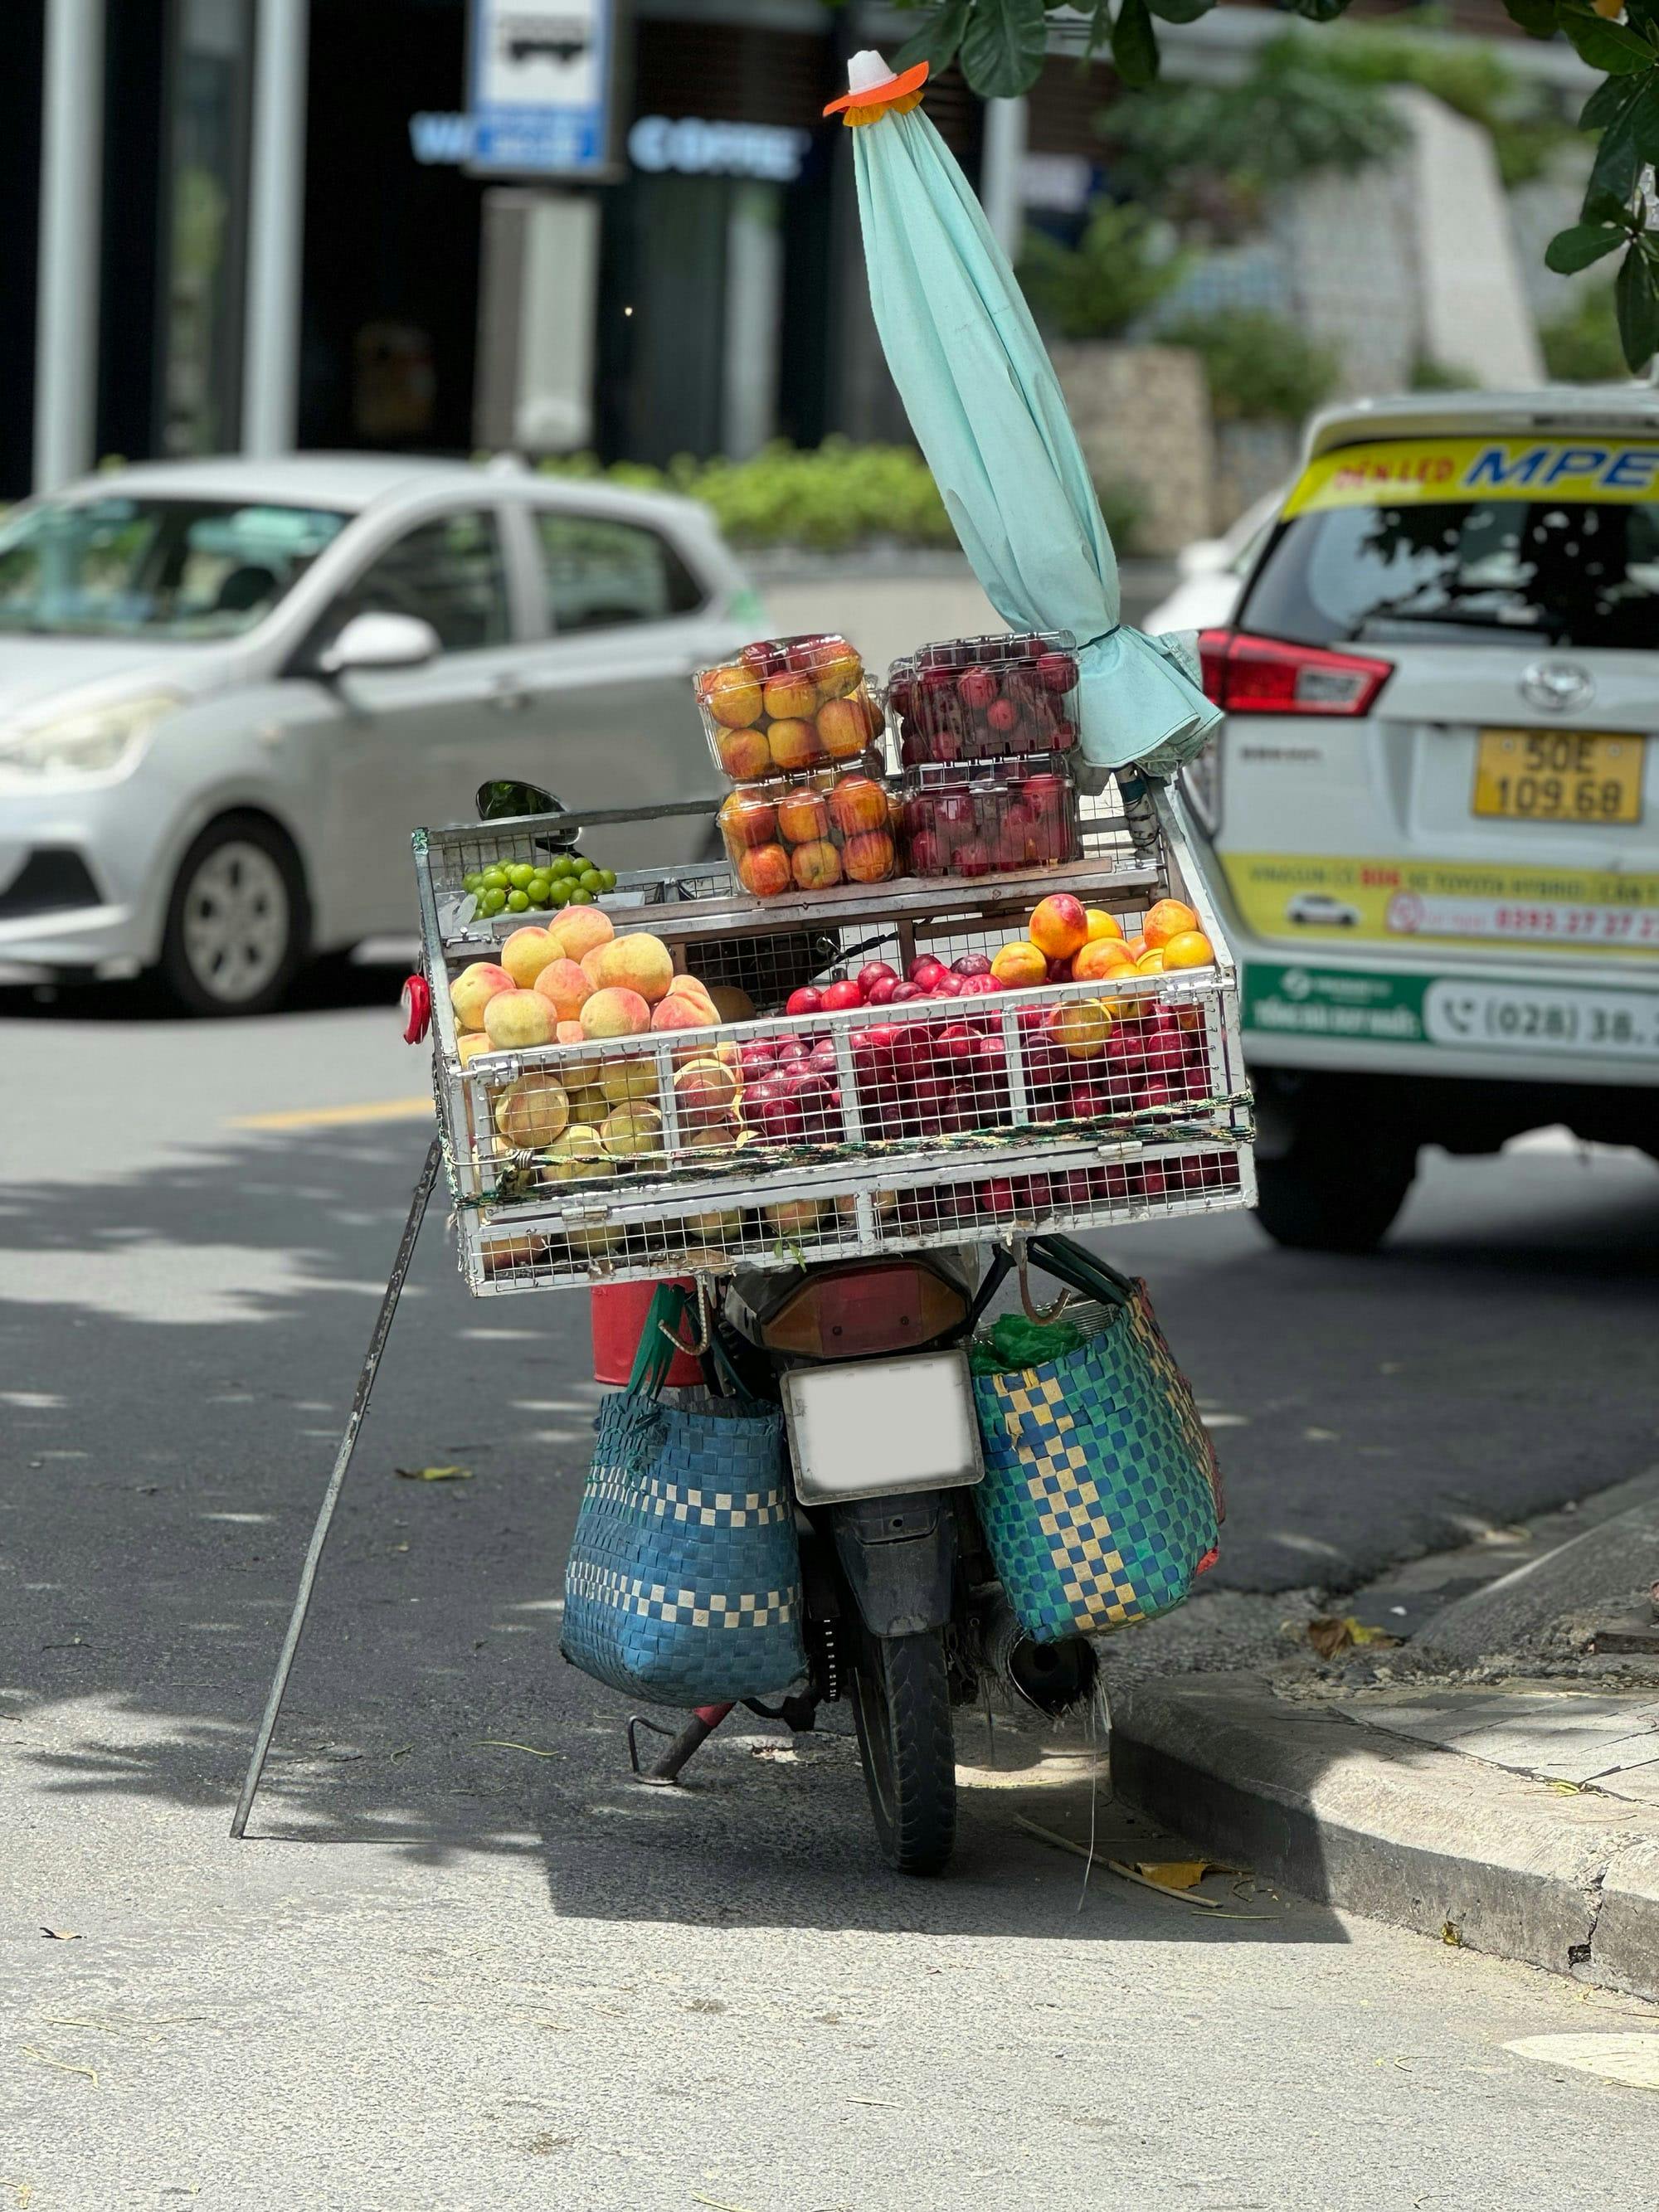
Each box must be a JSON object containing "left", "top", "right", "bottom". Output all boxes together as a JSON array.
[{"left": 627, "top": 1703, "right": 734, "bottom": 1787}]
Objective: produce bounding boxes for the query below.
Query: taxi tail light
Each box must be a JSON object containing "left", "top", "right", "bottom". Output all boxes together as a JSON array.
[{"left": 1199, "top": 629, "right": 1393, "bottom": 717}]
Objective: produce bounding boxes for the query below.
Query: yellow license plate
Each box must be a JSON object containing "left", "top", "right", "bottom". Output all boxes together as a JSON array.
[{"left": 1473, "top": 729, "right": 1645, "bottom": 824}]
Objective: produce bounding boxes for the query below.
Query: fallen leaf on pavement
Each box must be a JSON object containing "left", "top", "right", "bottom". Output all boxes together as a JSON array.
[
  {"left": 396, "top": 1465, "right": 472, "bottom": 1482},
  {"left": 1126, "top": 1858, "right": 1230, "bottom": 1894},
  {"left": 1442, "top": 1921, "right": 1462, "bottom": 1947},
  {"left": 1306, "top": 1615, "right": 1402, "bottom": 1660}
]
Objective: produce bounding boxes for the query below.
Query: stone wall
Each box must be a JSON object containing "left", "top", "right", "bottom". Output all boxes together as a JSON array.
[{"left": 1048, "top": 341, "right": 1214, "bottom": 557}]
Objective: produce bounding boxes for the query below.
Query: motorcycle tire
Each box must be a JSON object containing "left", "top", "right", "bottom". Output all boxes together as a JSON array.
[{"left": 847, "top": 1627, "right": 956, "bottom": 1876}]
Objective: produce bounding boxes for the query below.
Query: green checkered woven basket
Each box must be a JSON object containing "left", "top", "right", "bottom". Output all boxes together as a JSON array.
[{"left": 971, "top": 1237, "right": 1221, "bottom": 1642}]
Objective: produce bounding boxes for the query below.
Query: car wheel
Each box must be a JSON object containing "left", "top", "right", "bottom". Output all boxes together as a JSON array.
[
  {"left": 1254, "top": 1136, "right": 1416, "bottom": 1255},
  {"left": 158, "top": 815, "right": 309, "bottom": 1016}
]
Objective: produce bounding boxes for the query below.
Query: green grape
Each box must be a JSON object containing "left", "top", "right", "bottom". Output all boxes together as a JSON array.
[
  {"left": 567, "top": 886, "right": 594, "bottom": 904},
  {"left": 550, "top": 853, "right": 577, "bottom": 878},
  {"left": 596, "top": 867, "right": 617, "bottom": 892},
  {"left": 549, "top": 882, "right": 574, "bottom": 907},
  {"left": 480, "top": 886, "right": 508, "bottom": 915},
  {"left": 505, "top": 863, "right": 535, "bottom": 890},
  {"left": 528, "top": 884, "right": 552, "bottom": 909},
  {"left": 528, "top": 870, "right": 552, "bottom": 894},
  {"left": 480, "top": 867, "right": 509, "bottom": 892},
  {"left": 461, "top": 871, "right": 484, "bottom": 894}
]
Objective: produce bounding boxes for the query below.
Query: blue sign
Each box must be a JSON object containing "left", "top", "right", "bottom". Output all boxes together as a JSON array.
[{"left": 467, "top": 0, "right": 614, "bottom": 178}]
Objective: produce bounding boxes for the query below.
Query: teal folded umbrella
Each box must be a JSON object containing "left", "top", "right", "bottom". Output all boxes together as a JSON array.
[{"left": 832, "top": 52, "right": 1219, "bottom": 775}]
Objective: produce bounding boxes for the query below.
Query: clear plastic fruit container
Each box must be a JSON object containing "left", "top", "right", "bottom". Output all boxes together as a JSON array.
[
  {"left": 718, "top": 766, "right": 901, "bottom": 899},
  {"left": 885, "top": 629, "right": 1080, "bottom": 767},
  {"left": 899, "top": 755, "right": 1082, "bottom": 880},
  {"left": 694, "top": 633, "right": 885, "bottom": 785}
]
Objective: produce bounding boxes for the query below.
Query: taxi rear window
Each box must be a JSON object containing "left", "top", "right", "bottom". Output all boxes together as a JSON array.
[{"left": 1241, "top": 435, "right": 1659, "bottom": 654}]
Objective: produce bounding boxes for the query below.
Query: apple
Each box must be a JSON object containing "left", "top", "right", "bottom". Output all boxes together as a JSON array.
[
  {"left": 865, "top": 975, "right": 899, "bottom": 1005},
  {"left": 1037, "top": 650, "right": 1078, "bottom": 693},
  {"left": 821, "top": 979, "right": 864, "bottom": 1014},
  {"left": 704, "top": 665, "right": 763, "bottom": 728},
  {"left": 908, "top": 955, "right": 946, "bottom": 991},
  {"left": 739, "top": 1039, "right": 778, "bottom": 1082},
  {"left": 858, "top": 961, "right": 898, "bottom": 995},
  {"left": 979, "top": 1179, "right": 1017, "bottom": 1219},
  {"left": 907, "top": 828, "right": 945, "bottom": 876},
  {"left": 786, "top": 985, "right": 823, "bottom": 1018},
  {"left": 956, "top": 972, "right": 1002, "bottom": 999},
  {"left": 935, "top": 969, "right": 966, "bottom": 996},
  {"left": 985, "top": 698, "right": 1019, "bottom": 735},
  {"left": 958, "top": 665, "right": 999, "bottom": 711},
  {"left": 954, "top": 839, "right": 993, "bottom": 878},
  {"left": 776, "top": 789, "right": 830, "bottom": 844},
  {"left": 1068, "top": 1082, "right": 1116, "bottom": 1122},
  {"left": 933, "top": 790, "right": 975, "bottom": 846},
  {"left": 935, "top": 1023, "right": 978, "bottom": 1065},
  {"left": 719, "top": 790, "right": 778, "bottom": 850},
  {"left": 768, "top": 719, "right": 821, "bottom": 773},
  {"left": 738, "top": 844, "right": 792, "bottom": 898},
  {"left": 1053, "top": 719, "right": 1078, "bottom": 751},
  {"left": 764, "top": 672, "right": 819, "bottom": 722},
  {"left": 791, "top": 839, "right": 843, "bottom": 891},
  {"left": 951, "top": 952, "right": 991, "bottom": 978},
  {"left": 775, "top": 1036, "right": 811, "bottom": 1067}
]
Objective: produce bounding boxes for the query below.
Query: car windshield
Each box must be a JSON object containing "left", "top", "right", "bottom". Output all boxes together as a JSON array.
[
  {"left": 1241, "top": 497, "right": 1659, "bottom": 653},
  {"left": 0, "top": 495, "right": 349, "bottom": 640}
]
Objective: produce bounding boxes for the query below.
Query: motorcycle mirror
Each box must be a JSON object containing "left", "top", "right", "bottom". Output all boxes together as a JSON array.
[{"left": 476, "top": 778, "right": 557, "bottom": 822}]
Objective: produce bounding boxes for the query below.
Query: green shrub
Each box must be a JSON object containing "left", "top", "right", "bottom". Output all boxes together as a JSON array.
[
  {"left": 1158, "top": 309, "right": 1340, "bottom": 427},
  {"left": 1540, "top": 287, "right": 1630, "bottom": 385},
  {"left": 1018, "top": 203, "right": 1189, "bottom": 343},
  {"left": 1408, "top": 356, "right": 1478, "bottom": 391}
]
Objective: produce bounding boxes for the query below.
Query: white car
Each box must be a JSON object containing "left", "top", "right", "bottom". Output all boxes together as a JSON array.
[
  {"left": 1183, "top": 386, "right": 1659, "bottom": 1250},
  {"left": 1142, "top": 489, "right": 1283, "bottom": 638},
  {"left": 0, "top": 456, "right": 757, "bottom": 1012}
]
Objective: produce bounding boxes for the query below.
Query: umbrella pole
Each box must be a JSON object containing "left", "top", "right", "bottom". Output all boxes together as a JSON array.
[{"left": 230, "top": 1134, "right": 443, "bottom": 1840}]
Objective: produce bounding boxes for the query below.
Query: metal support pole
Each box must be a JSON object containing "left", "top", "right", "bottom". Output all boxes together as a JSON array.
[
  {"left": 242, "top": 0, "right": 309, "bottom": 455},
  {"left": 33, "top": 0, "right": 105, "bottom": 493},
  {"left": 231, "top": 1135, "right": 441, "bottom": 1839},
  {"left": 979, "top": 95, "right": 1028, "bottom": 265}
]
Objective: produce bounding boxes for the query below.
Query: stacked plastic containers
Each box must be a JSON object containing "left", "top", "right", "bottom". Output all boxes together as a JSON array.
[
  {"left": 694, "top": 634, "right": 897, "bottom": 898},
  {"left": 888, "top": 630, "right": 1084, "bottom": 881}
]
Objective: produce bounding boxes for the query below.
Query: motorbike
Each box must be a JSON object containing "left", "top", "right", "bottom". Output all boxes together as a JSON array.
[{"left": 475, "top": 780, "right": 1098, "bottom": 1876}]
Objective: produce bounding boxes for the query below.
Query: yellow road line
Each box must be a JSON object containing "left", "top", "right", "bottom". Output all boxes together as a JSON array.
[{"left": 227, "top": 1097, "right": 434, "bottom": 1130}]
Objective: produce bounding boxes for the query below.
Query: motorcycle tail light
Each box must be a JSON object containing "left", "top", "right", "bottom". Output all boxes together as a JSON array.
[
  {"left": 1199, "top": 629, "right": 1392, "bottom": 717},
  {"left": 761, "top": 1262, "right": 967, "bottom": 1359}
]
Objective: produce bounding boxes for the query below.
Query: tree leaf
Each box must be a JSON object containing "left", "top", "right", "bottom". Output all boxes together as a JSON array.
[
  {"left": 1112, "top": 0, "right": 1160, "bottom": 85},
  {"left": 1146, "top": 0, "right": 1214, "bottom": 22},
  {"left": 1615, "top": 241, "right": 1659, "bottom": 369},
  {"left": 1501, "top": 0, "right": 1559, "bottom": 33},
  {"left": 1559, "top": 1, "right": 1657, "bottom": 72},
  {"left": 959, "top": 0, "right": 1048, "bottom": 98},
  {"left": 1581, "top": 71, "right": 1639, "bottom": 131},
  {"left": 1545, "top": 221, "right": 1629, "bottom": 273},
  {"left": 894, "top": 0, "right": 971, "bottom": 73},
  {"left": 1588, "top": 76, "right": 1652, "bottom": 201},
  {"left": 1281, "top": 0, "right": 1357, "bottom": 19}
]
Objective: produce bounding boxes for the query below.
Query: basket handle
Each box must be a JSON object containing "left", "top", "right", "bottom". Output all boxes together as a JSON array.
[{"left": 1024, "top": 1234, "right": 1137, "bottom": 1312}]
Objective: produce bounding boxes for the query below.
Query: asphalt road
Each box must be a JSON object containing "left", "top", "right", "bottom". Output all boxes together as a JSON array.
[{"left": 4, "top": 970, "right": 1659, "bottom": 2209}]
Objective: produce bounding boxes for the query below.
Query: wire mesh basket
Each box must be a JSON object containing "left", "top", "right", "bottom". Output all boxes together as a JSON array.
[{"left": 412, "top": 784, "right": 1254, "bottom": 1295}]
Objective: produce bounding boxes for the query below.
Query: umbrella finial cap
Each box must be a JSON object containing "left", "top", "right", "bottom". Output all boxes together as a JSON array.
[
  {"left": 824, "top": 50, "right": 929, "bottom": 119},
  {"left": 848, "top": 49, "right": 893, "bottom": 93}
]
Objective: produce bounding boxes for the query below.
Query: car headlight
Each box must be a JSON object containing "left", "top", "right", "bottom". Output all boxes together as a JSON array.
[{"left": 0, "top": 690, "right": 182, "bottom": 777}]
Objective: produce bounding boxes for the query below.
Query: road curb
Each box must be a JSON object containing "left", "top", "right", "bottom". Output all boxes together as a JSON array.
[{"left": 1110, "top": 1674, "right": 1659, "bottom": 2000}]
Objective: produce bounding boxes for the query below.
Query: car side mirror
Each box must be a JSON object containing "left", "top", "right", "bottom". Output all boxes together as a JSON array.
[
  {"left": 477, "top": 779, "right": 558, "bottom": 821},
  {"left": 316, "top": 610, "right": 441, "bottom": 677}
]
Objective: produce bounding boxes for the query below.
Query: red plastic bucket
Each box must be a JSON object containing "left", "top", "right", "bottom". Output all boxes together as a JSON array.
[{"left": 590, "top": 1278, "right": 704, "bottom": 1388}]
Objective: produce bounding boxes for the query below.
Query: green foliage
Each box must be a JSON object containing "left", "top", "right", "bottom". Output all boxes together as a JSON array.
[
  {"left": 1017, "top": 202, "right": 1188, "bottom": 339},
  {"left": 888, "top": 0, "right": 1659, "bottom": 369},
  {"left": 1158, "top": 309, "right": 1340, "bottom": 425},
  {"left": 1408, "top": 356, "right": 1478, "bottom": 391},
  {"left": 1540, "top": 283, "right": 1631, "bottom": 382}
]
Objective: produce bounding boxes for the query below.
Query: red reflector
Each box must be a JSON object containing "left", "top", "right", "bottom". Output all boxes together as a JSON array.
[
  {"left": 1199, "top": 630, "right": 1392, "bottom": 717},
  {"left": 812, "top": 1267, "right": 927, "bottom": 1354}
]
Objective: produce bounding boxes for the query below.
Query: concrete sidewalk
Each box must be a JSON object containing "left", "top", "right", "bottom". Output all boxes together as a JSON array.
[{"left": 1110, "top": 1475, "right": 1659, "bottom": 2001}]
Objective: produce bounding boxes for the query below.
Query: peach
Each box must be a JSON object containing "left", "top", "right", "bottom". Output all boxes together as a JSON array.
[
  {"left": 482, "top": 989, "right": 556, "bottom": 1050},
  {"left": 493, "top": 1072, "right": 570, "bottom": 1149},
  {"left": 1029, "top": 893, "right": 1090, "bottom": 960},
  {"left": 717, "top": 725, "right": 773, "bottom": 781},
  {"left": 579, "top": 986, "right": 651, "bottom": 1040},
  {"left": 674, "top": 974, "right": 721, "bottom": 1019},
  {"left": 830, "top": 773, "right": 888, "bottom": 836},
  {"left": 990, "top": 940, "right": 1048, "bottom": 989},
  {"left": 600, "top": 1102, "right": 666, "bottom": 1161},
  {"left": 538, "top": 1125, "right": 611, "bottom": 1186},
  {"left": 1073, "top": 937, "right": 1137, "bottom": 982},
  {"left": 674, "top": 1056, "right": 742, "bottom": 1124},
  {"left": 1161, "top": 929, "right": 1214, "bottom": 970},
  {"left": 533, "top": 956, "right": 594, "bottom": 1022},
  {"left": 737, "top": 843, "right": 792, "bottom": 898},
  {"left": 704, "top": 664, "right": 764, "bottom": 728},
  {"left": 563, "top": 1218, "right": 625, "bottom": 1260},
  {"left": 791, "top": 839, "right": 843, "bottom": 890},
  {"left": 684, "top": 1112, "right": 744, "bottom": 1154},
  {"left": 455, "top": 1030, "right": 499, "bottom": 1068},
  {"left": 555, "top": 1019, "right": 586, "bottom": 1046},
  {"left": 581, "top": 947, "right": 609, "bottom": 989},
  {"left": 562, "top": 1062, "right": 610, "bottom": 1123},
  {"left": 1142, "top": 898, "right": 1199, "bottom": 949},
  {"left": 684, "top": 1203, "right": 744, "bottom": 1242},
  {"left": 764, "top": 672, "right": 819, "bottom": 722},
  {"left": 1136, "top": 950, "right": 1167, "bottom": 975},
  {"left": 707, "top": 983, "right": 755, "bottom": 1023},
  {"left": 842, "top": 830, "right": 895, "bottom": 883},
  {"left": 593, "top": 931, "right": 675, "bottom": 1005},
  {"left": 651, "top": 992, "right": 713, "bottom": 1037},
  {"left": 817, "top": 694, "right": 874, "bottom": 759},
  {"left": 600, "top": 1057, "right": 661, "bottom": 1107},
  {"left": 1084, "top": 907, "right": 1125, "bottom": 943},
  {"left": 768, "top": 719, "right": 820, "bottom": 772},
  {"left": 1048, "top": 999, "right": 1113, "bottom": 1058},
  {"left": 548, "top": 905, "right": 615, "bottom": 965},
  {"left": 776, "top": 788, "right": 830, "bottom": 843},
  {"left": 450, "top": 961, "right": 513, "bottom": 1032},
  {"left": 500, "top": 926, "right": 559, "bottom": 989},
  {"left": 810, "top": 643, "right": 863, "bottom": 699},
  {"left": 765, "top": 1197, "right": 823, "bottom": 1237}
]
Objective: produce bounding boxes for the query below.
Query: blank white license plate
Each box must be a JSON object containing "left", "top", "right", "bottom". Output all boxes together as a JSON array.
[{"left": 783, "top": 1350, "right": 985, "bottom": 1507}]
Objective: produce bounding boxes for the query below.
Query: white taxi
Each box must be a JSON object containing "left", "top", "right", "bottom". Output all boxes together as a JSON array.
[{"left": 1186, "top": 387, "right": 1659, "bottom": 1249}]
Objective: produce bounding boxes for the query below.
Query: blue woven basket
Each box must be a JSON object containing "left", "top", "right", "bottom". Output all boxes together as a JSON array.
[
  {"left": 971, "top": 1237, "right": 1221, "bottom": 1642},
  {"left": 562, "top": 1288, "right": 805, "bottom": 1707}
]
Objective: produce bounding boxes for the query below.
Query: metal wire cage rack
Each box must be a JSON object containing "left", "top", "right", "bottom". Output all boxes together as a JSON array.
[{"left": 412, "top": 780, "right": 1254, "bottom": 1295}]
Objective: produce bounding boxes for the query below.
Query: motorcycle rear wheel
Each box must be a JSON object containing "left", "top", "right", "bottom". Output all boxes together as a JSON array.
[{"left": 847, "top": 1628, "right": 957, "bottom": 1875}]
